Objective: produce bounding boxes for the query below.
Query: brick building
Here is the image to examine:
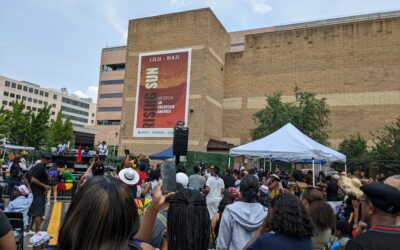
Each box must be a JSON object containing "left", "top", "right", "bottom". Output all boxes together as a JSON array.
[{"left": 117, "top": 8, "right": 400, "bottom": 155}]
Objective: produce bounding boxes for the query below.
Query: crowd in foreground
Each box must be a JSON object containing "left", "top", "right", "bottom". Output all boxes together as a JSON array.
[{"left": 0, "top": 152, "right": 400, "bottom": 250}]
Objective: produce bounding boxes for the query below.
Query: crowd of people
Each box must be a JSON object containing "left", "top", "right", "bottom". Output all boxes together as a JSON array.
[{"left": 1, "top": 151, "right": 400, "bottom": 250}]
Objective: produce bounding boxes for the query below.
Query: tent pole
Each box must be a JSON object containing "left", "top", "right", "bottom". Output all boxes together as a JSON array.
[
  {"left": 312, "top": 159, "right": 315, "bottom": 187},
  {"left": 319, "top": 163, "right": 322, "bottom": 172},
  {"left": 269, "top": 160, "right": 272, "bottom": 173},
  {"left": 263, "top": 159, "right": 266, "bottom": 172},
  {"left": 228, "top": 157, "right": 231, "bottom": 168},
  {"left": 345, "top": 163, "right": 347, "bottom": 174}
]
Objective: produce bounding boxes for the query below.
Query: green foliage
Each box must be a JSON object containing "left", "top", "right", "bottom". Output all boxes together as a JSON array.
[
  {"left": 338, "top": 133, "right": 369, "bottom": 169},
  {"left": 0, "top": 106, "right": 9, "bottom": 142},
  {"left": 45, "top": 111, "right": 74, "bottom": 150},
  {"left": 251, "top": 89, "right": 330, "bottom": 145},
  {"left": 26, "top": 105, "right": 51, "bottom": 149},
  {"left": 6, "top": 101, "right": 32, "bottom": 146},
  {"left": 186, "top": 151, "right": 230, "bottom": 175},
  {"left": 371, "top": 117, "right": 400, "bottom": 165}
]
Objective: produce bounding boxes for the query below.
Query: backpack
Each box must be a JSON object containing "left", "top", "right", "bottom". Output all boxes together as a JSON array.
[{"left": 10, "top": 163, "right": 22, "bottom": 178}]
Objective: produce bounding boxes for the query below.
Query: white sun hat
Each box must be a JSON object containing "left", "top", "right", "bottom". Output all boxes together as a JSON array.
[
  {"left": 176, "top": 172, "right": 189, "bottom": 188},
  {"left": 118, "top": 168, "right": 140, "bottom": 185}
]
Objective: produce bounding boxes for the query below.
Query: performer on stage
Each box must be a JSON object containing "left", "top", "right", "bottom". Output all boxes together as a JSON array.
[
  {"left": 98, "top": 141, "right": 108, "bottom": 162},
  {"left": 57, "top": 141, "right": 69, "bottom": 154}
]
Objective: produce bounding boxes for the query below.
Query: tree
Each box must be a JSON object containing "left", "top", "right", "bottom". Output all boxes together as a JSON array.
[
  {"left": 45, "top": 111, "right": 74, "bottom": 150},
  {"left": 0, "top": 106, "right": 9, "bottom": 143},
  {"left": 338, "top": 134, "right": 369, "bottom": 169},
  {"left": 251, "top": 89, "right": 330, "bottom": 144},
  {"left": 7, "top": 101, "right": 32, "bottom": 146},
  {"left": 370, "top": 117, "right": 400, "bottom": 170},
  {"left": 26, "top": 105, "right": 51, "bottom": 149}
]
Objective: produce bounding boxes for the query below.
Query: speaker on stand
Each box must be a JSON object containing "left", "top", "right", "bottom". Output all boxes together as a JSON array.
[{"left": 173, "top": 123, "right": 189, "bottom": 166}]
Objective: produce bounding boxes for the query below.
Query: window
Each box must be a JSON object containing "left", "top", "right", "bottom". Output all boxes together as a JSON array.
[
  {"left": 16, "top": 95, "right": 21, "bottom": 99},
  {"left": 23, "top": 86, "right": 28, "bottom": 91},
  {"left": 5, "top": 81, "right": 10, "bottom": 87},
  {"left": 45, "top": 92, "right": 48, "bottom": 97},
  {"left": 98, "top": 107, "right": 122, "bottom": 112},
  {"left": 22, "top": 96, "right": 27, "bottom": 101},
  {"left": 44, "top": 101, "right": 48, "bottom": 105},
  {"left": 34, "top": 89, "right": 39, "bottom": 94},
  {"left": 27, "top": 106, "right": 31, "bottom": 110},
  {"left": 4, "top": 91, "right": 9, "bottom": 96},
  {"left": 91, "top": 120, "right": 94, "bottom": 124},
  {"left": 32, "top": 107, "right": 37, "bottom": 111},
  {"left": 9, "top": 101, "right": 14, "bottom": 106},
  {"left": 100, "top": 79, "right": 124, "bottom": 85},
  {"left": 98, "top": 93, "right": 123, "bottom": 98},
  {"left": 28, "top": 97, "right": 32, "bottom": 102},
  {"left": 10, "top": 93, "right": 15, "bottom": 98},
  {"left": 39, "top": 90, "right": 44, "bottom": 96},
  {"left": 53, "top": 94, "right": 57, "bottom": 100},
  {"left": 52, "top": 104, "right": 56, "bottom": 108},
  {"left": 33, "top": 99, "right": 38, "bottom": 103},
  {"left": 101, "top": 63, "right": 125, "bottom": 72},
  {"left": 62, "top": 114, "right": 88, "bottom": 123},
  {"left": 97, "top": 120, "right": 121, "bottom": 125},
  {"left": 61, "top": 97, "right": 89, "bottom": 109},
  {"left": 38, "top": 100, "right": 43, "bottom": 104},
  {"left": 51, "top": 111, "right": 55, "bottom": 115},
  {"left": 29, "top": 87, "right": 33, "bottom": 93},
  {"left": 61, "top": 106, "right": 89, "bottom": 116},
  {"left": 17, "top": 84, "right": 22, "bottom": 90},
  {"left": 11, "top": 82, "right": 16, "bottom": 88},
  {"left": 2, "top": 101, "right": 7, "bottom": 106},
  {"left": 92, "top": 113, "right": 95, "bottom": 117}
]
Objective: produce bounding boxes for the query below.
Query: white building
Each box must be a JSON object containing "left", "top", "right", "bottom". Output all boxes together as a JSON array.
[{"left": 0, "top": 75, "right": 96, "bottom": 127}]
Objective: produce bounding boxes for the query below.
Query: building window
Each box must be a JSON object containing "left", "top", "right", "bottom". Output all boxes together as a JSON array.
[
  {"left": 97, "top": 106, "right": 122, "bottom": 112},
  {"left": 91, "top": 120, "right": 94, "bottom": 124},
  {"left": 5, "top": 81, "right": 10, "bottom": 87},
  {"left": 11, "top": 82, "right": 16, "bottom": 88},
  {"left": 34, "top": 89, "right": 39, "bottom": 95},
  {"left": 38, "top": 100, "right": 43, "bottom": 104},
  {"left": 39, "top": 90, "right": 44, "bottom": 96},
  {"left": 28, "top": 97, "right": 32, "bottom": 102},
  {"left": 33, "top": 99, "right": 38, "bottom": 103},
  {"left": 53, "top": 94, "right": 57, "bottom": 100},
  {"left": 22, "top": 96, "right": 27, "bottom": 101},
  {"left": 10, "top": 93, "right": 15, "bottom": 98},
  {"left": 97, "top": 120, "right": 121, "bottom": 125},
  {"left": 45, "top": 92, "right": 49, "bottom": 97},
  {"left": 99, "top": 79, "right": 124, "bottom": 85},
  {"left": 52, "top": 104, "right": 56, "bottom": 108},
  {"left": 98, "top": 93, "right": 123, "bottom": 98},
  {"left": 4, "top": 91, "right": 9, "bottom": 96},
  {"left": 9, "top": 101, "right": 14, "bottom": 106},
  {"left": 51, "top": 111, "right": 55, "bottom": 115},
  {"left": 61, "top": 106, "right": 89, "bottom": 116},
  {"left": 61, "top": 97, "right": 89, "bottom": 109},
  {"left": 16, "top": 95, "right": 21, "bottom": 99},
  {"left": 91, "top": 113, "right": 95, "bottom": 117},
  {"left": 17, "top": 84, "right": 22, "bottom": 90},
  {"left": 32, "top": 107, "right": 37, "bottom": 111},
  {"left": 2, "top": 101, "right": 7, "bottom": 106},
  {"left": 29, "top": 87, "right": 33, "bottom": 93},
  {"left": 62, "top": 114, "right": 88, "bottom": 123},
  {"left": 27, "top": 106, "right": 31, "bottom": 110},
  {"left": 23, "top": 86, "right": 28, "bottom": 91},
  {"left": 101, "top": 63, "right": 125, "bottom": 72},
  {"left": 44, "top": 101, "right": 48, "bottom": 105}
]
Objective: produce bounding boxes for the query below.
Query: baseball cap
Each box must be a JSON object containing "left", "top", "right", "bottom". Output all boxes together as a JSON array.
[{"left": 360, "top": 182, "right": 400, "bottom": 214}]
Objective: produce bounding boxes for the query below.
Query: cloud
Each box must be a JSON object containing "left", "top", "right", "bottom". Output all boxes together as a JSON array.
[
  {"left": 72, "top": 85, "right": 98, "bottom": 103},
  {"left": 247, "top": 0, "right": 272, "bottom": 14},
  {"left": 101, "top": 2, "right": 128, "bottom": 43}
]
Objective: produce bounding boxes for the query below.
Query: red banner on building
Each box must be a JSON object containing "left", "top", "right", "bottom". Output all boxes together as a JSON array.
[{"left": 133, "top": 48, "right": 191, "bottom": 137}]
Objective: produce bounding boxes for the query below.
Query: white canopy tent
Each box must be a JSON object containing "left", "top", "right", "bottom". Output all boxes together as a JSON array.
[{"left": 229, "top": 123, "right": 346, "bottom": 186}]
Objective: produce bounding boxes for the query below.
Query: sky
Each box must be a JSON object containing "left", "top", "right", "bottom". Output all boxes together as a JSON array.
[{"left": 1, "top": 0, "right": 399, "bottom": 102}]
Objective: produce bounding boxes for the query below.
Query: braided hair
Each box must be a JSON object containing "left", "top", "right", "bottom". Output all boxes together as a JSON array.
[{"left": 167, "top": 189, "right": 210, "bottom": 250}]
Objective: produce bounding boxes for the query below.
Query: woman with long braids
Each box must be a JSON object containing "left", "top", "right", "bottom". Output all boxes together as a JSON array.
[
  {"left": 167, "top": 188, "right": 210, "bottom": 250},
  {"left": 217, "top": 175, "right": 268, "bottom": 250}
]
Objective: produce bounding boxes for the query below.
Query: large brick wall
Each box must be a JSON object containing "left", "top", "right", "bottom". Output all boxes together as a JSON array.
[
  {"left": 120, "top": 8, "right": 400, "bottom": 155},
  {"left": 120, "top": 8, "right": 230, "bottom": 155},
  {"left": 222, "top": 16, "right": 400, "bottom": 147}
]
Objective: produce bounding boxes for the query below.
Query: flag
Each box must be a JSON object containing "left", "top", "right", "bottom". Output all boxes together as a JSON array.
[{"left": 76, "top": 145, "right": 82, "bottom": 163}]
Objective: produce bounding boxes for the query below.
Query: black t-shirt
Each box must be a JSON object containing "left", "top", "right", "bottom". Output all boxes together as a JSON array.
[
  {"left": 0, "top": 211, "right": 12, "bottom": 238},
  {"left": 31, "top": 163, "right": 49, "bottom": 196},
  {"left": 344, "top": 195, "right": 357, "bottom": 219},
  {"left": 346, "top": 225, "right": 400, "bottom": 250},
  {"left": 221, "top": 174, "right": 235, "bottom": 188},
  {"left": 326, "top": 181, "right": 339, "bottom": 201}
]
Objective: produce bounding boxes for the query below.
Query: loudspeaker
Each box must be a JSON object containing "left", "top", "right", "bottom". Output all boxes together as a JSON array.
[{"left": 173, "top": 127, "right": 189, "bottom": 156}]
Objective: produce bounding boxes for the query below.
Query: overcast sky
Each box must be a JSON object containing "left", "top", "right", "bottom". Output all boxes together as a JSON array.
[{"left": 1, "top": 0, "right": 399, "bottom": 102}]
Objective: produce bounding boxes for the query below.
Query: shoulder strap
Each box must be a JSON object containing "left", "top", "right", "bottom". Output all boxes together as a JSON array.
[{"left": 157, "top": 212, "right": 167, "bottom": 228}]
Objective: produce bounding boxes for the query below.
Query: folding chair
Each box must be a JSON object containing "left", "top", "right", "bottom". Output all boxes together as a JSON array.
[{"left": 4, "top": 212, "right": 24, "bottom": 250}]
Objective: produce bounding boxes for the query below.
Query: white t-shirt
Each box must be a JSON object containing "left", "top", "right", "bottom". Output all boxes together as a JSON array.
[
  {"left": 98, "top": 144, "right": 108, "bottom": 156},
  {"left": 206, "top": 176, "right": 225, "bottom": 199}
]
